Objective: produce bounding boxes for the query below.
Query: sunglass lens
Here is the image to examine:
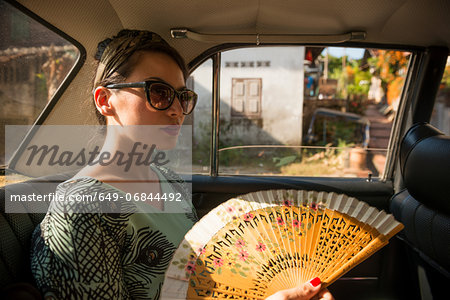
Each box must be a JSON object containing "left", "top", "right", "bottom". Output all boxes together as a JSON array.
[
  {"left": 179, "top": 91, "right": 197, "bottom": 114},
  {"left": 148, "top": 83, "right": 173, "bottom": 109}
]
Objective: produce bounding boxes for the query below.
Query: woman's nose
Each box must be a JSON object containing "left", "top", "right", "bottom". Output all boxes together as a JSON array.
[{"left": 167, "top": 96, "right": 184, "bottom": 117}]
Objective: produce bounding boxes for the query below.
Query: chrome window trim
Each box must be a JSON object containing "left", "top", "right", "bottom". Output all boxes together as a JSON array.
[{"left": 210, "top": 52, "right": 221, "bottom": 177}]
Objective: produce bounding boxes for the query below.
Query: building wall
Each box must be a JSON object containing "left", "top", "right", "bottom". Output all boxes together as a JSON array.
[{"left": 192, "top": 46, "right": 305, "bottom": 146}]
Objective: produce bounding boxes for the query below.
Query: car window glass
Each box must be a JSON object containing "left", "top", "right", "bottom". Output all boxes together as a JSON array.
[
  {"left": 430, "top": 55, "right": 450, "bottom": 135},
  {"left": 0, "top": 0, "right": 80, "bottom": 170},
  {"left": 191, "top": 58, "right": 212, "bottom": 174},
  {"left": 192, "top": 46, "right": 411, "bottom": 177}
]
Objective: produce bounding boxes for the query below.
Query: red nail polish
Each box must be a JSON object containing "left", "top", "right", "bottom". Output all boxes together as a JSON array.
[{"left": 310, "top": 277, "right": 321, "bottom": 287}]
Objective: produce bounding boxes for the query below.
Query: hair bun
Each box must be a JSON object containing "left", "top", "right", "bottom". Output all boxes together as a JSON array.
[{"left": 95, "top": 38, "right": 112, "bottom": 60}]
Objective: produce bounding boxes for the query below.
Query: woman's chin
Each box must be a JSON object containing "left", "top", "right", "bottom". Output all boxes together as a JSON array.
[{"left": 155, "top": 139, "right": 179, "bottom": 150}]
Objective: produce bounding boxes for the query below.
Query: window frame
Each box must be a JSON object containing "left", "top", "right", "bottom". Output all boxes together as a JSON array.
[{"left": 188, "top": 43, "right": 424, "bottom": 181}]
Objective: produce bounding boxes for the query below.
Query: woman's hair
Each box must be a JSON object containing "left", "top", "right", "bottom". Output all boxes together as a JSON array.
[{"left": 90, "top": 29, "right": 188, "bottom": 125}]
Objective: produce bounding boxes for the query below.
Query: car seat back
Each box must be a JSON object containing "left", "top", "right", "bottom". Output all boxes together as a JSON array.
[{"left": 390, "top": 122, "right": 450, "bottom": 298}]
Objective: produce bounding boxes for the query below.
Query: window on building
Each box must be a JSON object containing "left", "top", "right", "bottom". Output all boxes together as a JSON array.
[{"left": 231, "top": 78, "right": 262, "bottom": 118}]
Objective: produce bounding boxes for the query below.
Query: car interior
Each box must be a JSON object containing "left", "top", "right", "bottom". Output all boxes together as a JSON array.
[{"left": 1, "top": 0, "right": 449, "bottom": 299}]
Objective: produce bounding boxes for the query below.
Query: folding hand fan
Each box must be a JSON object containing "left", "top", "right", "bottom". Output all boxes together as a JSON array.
[{"left": 162, "top": 190, "right": 403, "bottom": 299}]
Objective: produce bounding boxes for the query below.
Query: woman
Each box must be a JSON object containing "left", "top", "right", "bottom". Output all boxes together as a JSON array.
[{"left": 30, "top": 29, "right": 333, "bottom": 300}]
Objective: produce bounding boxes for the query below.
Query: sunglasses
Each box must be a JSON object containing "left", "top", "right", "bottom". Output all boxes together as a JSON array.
[{"left": 105, "top": 80, "right": 197, "bottom": 115}]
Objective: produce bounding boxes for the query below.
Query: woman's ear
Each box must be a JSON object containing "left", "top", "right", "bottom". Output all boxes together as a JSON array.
[{"left": 93, "top": 86, "right": 115, "bottom": 116}]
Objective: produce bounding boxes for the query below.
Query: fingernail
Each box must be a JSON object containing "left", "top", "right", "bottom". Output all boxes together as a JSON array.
[{"left": 309, "top": 277, "right": 321, "bottom": 287}]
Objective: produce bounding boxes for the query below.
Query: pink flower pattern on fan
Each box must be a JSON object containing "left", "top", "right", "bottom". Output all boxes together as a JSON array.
[
  {"left": 256, "top": 242, "right": 266, "bottom": 252},
  {"left": 236, "top": 239, "right": 245, "bottom": 248},
  {"left": 213, "top": 258, "right": 224, "bottom": 267},
  {"left": 226, "top": 206, "right": 235, "bottom": 213},
  {"left": 243, "top": 213, "right": 254, "bottom": 221},
  {"left": 276, "top": 217, "right": 285, "bottom": 226},
  {"left": 239, "top": 250, "right": 249, "bottom": 261}
]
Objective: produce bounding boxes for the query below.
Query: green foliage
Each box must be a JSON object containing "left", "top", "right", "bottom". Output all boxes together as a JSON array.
[
  {"left": 193, "top": 120, "right": 304, "bottom": 173},
  {"left": 312, "top": 118, "right": 362, "bottom": 147},
  {"left": 326, "top": 54, "right": 348, "bottom": 78},
  {"left": 346, "top": 61, "right": 371, "bottom": 96},
  {"left": 192, "top": 121, "right": 211, "bottom": 166},
  {"left": 323, "top": 54, "right": 371, "bottom": 103},
  {"left": 273, "top": 155, "right": 297, "bottom": 167},
  {"left": 331, "top": 120, "right": 359, "bottom": 144},
  {"left": 337, "top": 138, "right": 354, "bottom": 153}
]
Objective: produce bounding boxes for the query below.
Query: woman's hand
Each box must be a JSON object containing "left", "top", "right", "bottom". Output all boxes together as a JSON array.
[{"left": 265, "top": 277, "right": 334, "bottom": 300}]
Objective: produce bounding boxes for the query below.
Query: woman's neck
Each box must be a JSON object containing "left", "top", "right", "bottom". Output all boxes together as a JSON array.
[{"left": 76, "top": 127, "right": 162, "bottom": 182}]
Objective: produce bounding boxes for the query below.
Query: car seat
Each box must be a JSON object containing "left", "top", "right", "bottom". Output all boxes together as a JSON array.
[
  {"left": 0, "top": 172, "right": 74, "bottom": 298},
  {"left": 390, "top": 122, "right": 450, "bottom": 298}
]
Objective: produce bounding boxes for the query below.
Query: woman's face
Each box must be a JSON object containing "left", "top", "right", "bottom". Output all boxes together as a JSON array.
[
  {"left": 107, "top": 51, "right": 186, "bottom": 148},
  {"left": 110, "top": 51, "right": 186, "bottom": 126}
]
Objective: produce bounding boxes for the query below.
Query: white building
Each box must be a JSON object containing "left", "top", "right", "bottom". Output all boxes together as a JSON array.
[{"left": 191, "top": 46, "right": 305, "bottom": 146}]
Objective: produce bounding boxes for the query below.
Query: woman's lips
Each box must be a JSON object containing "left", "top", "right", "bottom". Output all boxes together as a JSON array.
[{"left": 160, "top": 125, "right": 181, "bottom": 136}]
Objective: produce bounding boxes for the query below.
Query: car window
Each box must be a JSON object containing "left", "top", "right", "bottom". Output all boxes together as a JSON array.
[
  {"left": 192, "top": 46, "right": 411, "bottom": 177},
  {"left": 190, "top": 58, "right": 212, "bottom": 174},
  {"left": 0, "top": 0, "right": 80, "bottom": 173},
  {"left": 430, "top": 55, "right": 450, "bottom": 135}
]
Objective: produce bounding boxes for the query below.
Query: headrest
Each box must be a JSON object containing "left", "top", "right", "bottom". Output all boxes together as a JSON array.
[{"left": 400, "top": 122, "right": 450, "bottom": 215}]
